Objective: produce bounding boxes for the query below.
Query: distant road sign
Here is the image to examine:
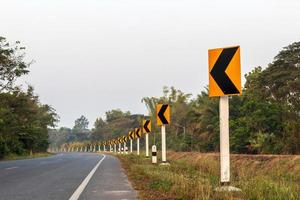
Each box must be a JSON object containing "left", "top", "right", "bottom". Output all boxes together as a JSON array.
[
  {"left": 156, "top": 104, "right": 170, "bottom": 125},
  {"left": 118, "top": 137, "right": 122, "bottom": 144},
  {"left": 208, "top": 46, "right": 241, "bottom": 97},
  {"left": 129, "top": 131, "right": 135, "bottom": 140},
  {"left": 135, "top": 128, "right": 141, "bottom": 138},
  {"left": 122, "top": 135, "right": 128, "bottom": 142},
  {"left": 142, "top": 119, "right": 151, "bottom": 133}
]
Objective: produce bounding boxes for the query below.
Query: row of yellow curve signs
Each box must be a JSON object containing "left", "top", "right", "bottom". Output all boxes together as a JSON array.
[
  {"left": 101, "top": 104, "right": 171, "bottom": 146},
  {"left": 100, "top": 45, "right": 242, "bottom": 146}
]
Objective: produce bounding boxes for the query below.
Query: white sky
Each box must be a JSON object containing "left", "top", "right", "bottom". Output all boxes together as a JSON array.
[{"left": 1, "top": 0, "right": 300, "bottom": 128}]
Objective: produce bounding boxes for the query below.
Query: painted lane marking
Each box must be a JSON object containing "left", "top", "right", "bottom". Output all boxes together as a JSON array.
[
  {"left": 5, "top": 166, "right": 19, "bottom": 170},
  {"left": 69, "top": 154, "right": 106, "bottom": 200}
]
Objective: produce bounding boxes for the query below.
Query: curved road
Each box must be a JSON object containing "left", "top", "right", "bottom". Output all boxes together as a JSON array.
[{"left": 0, "top": 153, "right": 137, "bottom": 200}]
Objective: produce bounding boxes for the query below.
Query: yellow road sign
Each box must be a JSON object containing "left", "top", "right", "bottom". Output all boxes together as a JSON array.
[
  {"left": 208, "top": 46, "right": 241, "bottom": 97},
  {"left": 142, "top": 119, "right": 151, "bottom": 133},
  {"left": 135, "top": 128, "right": 142, "bottom": 138},
  {"left": 129, "top": 131, "right": 135, "bottom": 140},
  {"left": 156, "top": 104, "right": 170, "bottom": 125},
  {"left": 122, "top": 135, "right": 128, "bottom": 142}
]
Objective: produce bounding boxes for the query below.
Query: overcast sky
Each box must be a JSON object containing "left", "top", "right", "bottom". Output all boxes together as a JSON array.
[{"left": 1, "top": 0, "right": 300, "bottom": 128}]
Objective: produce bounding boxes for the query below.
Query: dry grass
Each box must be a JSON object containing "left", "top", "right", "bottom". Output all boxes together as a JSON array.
[
  {"left": 1, "top": 152, "right": 53, "bottom": 161},
  {"left": 117, "top": 152, "right": 300, "bottom": 200}
]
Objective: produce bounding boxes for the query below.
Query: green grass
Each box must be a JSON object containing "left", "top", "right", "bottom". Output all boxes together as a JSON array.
[
  {"left": 1, "top": 152, "right": 53, "bottom": 161},
  {"left": 118, "top": 153, "right": 300, "bottom": 200}
]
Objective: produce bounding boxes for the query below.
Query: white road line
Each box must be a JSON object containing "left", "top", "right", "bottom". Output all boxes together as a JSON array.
[
  {"left": 69, "top": 155, "right": 106, "bottom": 200},
  {"left": 5, "top": 166, "right": 19, "bottom": 170}
]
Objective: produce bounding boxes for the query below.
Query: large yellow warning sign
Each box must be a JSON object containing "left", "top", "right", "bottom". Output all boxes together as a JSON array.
[
  {"left": 142, "top": 119, "right": 151, "bottom": 133},
  {"left": 156, "top": 104, "right": 170, "bottom": 126},
  {"left": 208, "top": 46, "right": 242, "bottom": 97}
]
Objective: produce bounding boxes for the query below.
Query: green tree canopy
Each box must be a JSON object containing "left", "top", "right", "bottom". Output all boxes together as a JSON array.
[{"left": 0, "top": 37, "right": 30, "bottom": 92}]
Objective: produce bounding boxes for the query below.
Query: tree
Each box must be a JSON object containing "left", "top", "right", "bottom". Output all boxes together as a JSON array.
[
  {"left": 0, "top": 87, "right": 58, "bottom": 157},
  {"left": 73, "top": 115, "right": 89, "bottom": 132},
  {"left": 0, "top": 37, "right": 30, "bottom": 92},
  {"left": 261, "top": 42, "right": 300, "bottom": 153},
  {"left": 105, "top": 109, "right": 130, "bottom": 122},
  {"left": 261, "top": 42, "right": 300, "bottom": 113},
  {"left": 190, "top": 89, "right": 219, "bottom": 151}
]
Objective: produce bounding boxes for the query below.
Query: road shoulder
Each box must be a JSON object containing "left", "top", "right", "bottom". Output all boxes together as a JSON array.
[{"left": 79, "top": 154, "right": 137, "bottom": 200}]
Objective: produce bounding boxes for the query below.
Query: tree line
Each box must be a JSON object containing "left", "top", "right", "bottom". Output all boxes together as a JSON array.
[
  {"left": 0, "top": 37, "right": 58, "bottom": 158},
  {"left": 55, "top": 41, "right": 299, "bottom": 154},
  {"left": 1, "top": 36, "right": 299, "bottom": 157}
]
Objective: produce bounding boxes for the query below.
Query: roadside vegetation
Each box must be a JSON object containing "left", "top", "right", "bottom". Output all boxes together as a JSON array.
[
  {"left": 1, "top": 152, "right": 53, "bottom": 161},
  {"left": 0, "top": 36, "right": 58, "bottom": 159},
  {"left": 1, "top": 36, "right": 299, "bottom": 159},
  {"left": 58, "top": 41, "right": 299, "bottom": 155},
  {"left": 118, "top": 152, "right": 300, "bottom": 200}
]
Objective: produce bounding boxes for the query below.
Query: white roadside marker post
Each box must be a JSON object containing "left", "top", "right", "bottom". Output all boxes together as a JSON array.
[
  {"left": 130, "top": 139, "right": 133, "bottom": 153},
  {"left": 145, "top": 133, "right": 149, "bottom": 157},
  {"left": 137, "top": 138, "right": 140, "bottom": 155},
  {"left": 118, "top": 143, "right": 121, "bottom": 154},
  {"left": 215, "top": 96, "right": 241, "bottom": 192},
  {"left": 161, "top": 125, "right": 167, "bottom": 163},
  {"left": 152, "top": 145, "right": 157, "bottom": 164},
  {"left": 123, "top": 142, "right": 126, "bottom": 154},
  {"left": 114, "top": 144, "right": 116, "bottom": 153},
  {"left": 220, "top": 96, "right": 230, "bottom": 183}
]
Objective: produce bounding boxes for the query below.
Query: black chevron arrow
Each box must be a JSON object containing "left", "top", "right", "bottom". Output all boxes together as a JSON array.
[
  {"left": 136, "top": 128, "right": 141, "bottom": 137},
  {"left": 143, "top": 120, "right": 150, "bottom": 133},
  {"left": 130, "top": 131, "right": 134, "bottom": 139},
  {"left": 158, "top": 105, "right": 169, "bottom": 124},
  {"left": 210, "top": 47, "right": 239, "bottom": 94}
]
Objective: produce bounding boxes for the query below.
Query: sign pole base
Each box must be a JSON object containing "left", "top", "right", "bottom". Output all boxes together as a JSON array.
[
  {"left": 216, "top": 96, "right": 241, "bottom": 192},
  {"left": 161, "top": 125, "right": 167, "bottom": 163},
  {"left": 215, "top": 185, "right": 242, "bottom": 192}
]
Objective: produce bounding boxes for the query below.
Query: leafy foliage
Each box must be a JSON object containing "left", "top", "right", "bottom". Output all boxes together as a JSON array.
[
  {"left": 0, "top": 37, "right": 58, "bottom": 158},
  {"left": 0, "top": 87, "right": 58, "bottom": 158},
  {"left": 0, "top": 37, "right": 30, "bottom": 92},
  {"left": 60, "top": 41, "right": 299, "bottom": 154}
]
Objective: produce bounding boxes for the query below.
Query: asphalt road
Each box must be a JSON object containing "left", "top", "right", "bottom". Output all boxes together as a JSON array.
[{"left": 0, "top": 153, "right": 137, "bottom": 200}]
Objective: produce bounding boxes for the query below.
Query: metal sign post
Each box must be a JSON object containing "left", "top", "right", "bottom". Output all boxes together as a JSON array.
[
  {"left": 145, "top": 133, "right": 149, "bottom": 157},
  {"left": 161, "top": 125, "right": 166, "bottom": 162},
  {"left": 123, "top": 142, "right": 126, "bottom": 154},
  {"left": 137, "top": 138, "right": 140, "bottom": 155},
  {"left": 220, "top": 96, "right": 230, "bottom": 183}
]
